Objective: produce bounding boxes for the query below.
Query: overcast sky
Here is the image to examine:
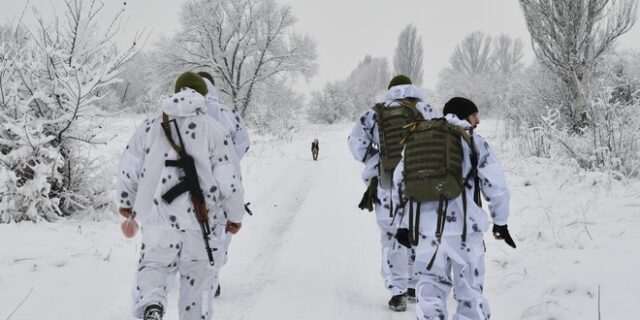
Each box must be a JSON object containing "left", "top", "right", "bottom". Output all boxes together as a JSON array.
[{"left": 3, "top": 0, "right": 640, "bottom": 92}]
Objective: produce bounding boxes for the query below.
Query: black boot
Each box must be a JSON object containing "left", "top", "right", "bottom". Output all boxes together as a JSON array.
[
  {"left": 215, "top": 284, "right": 221, "bottom": 297},
  {"left": 407, "top": 288, "right": 416, "bottom": 303},
  {"left": 388, "top": 293, "right": 407, "bottom": 312},
  {"left": 144, "top": 304, "right": 163, "bottom": 320}
]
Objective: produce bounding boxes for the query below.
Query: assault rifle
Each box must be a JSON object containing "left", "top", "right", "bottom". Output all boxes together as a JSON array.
[{"left": 161, "top": 116, "right": 215, "bottom": 266}]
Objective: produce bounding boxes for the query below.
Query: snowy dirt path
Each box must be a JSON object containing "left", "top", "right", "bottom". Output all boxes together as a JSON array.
[
  {"left": 1, "top": 120, "right": 639, "bottom": 320},
  {"left": 214, "top": 126, "right": 412, "bottom": 320}
]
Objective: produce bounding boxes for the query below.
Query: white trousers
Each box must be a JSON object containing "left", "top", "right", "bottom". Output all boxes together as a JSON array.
[
  {"left": 414, "top": 233, "right": 491, "bottom": 320},
  {"left": 376, "top": 188, "right": 416, "bottom": 296},
  {"left": 211, "top": 219, "right": 232, "bottom": 282},
  {"left": 132, "top": 226, "right": 216, "bottom": 320}
]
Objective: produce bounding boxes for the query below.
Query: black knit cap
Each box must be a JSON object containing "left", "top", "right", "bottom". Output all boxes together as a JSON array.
[
  {"left": 197, "top": 71, "right": 215, "bottom": 86},
  {"left": 174, "top": 72, "right": 208, "bottom": 96},
  {"left": 388, "top": 75, "right": 412, "bottom": 89},
  {"left": 442, "top": 97, "right": 478, "bottom": 120}
]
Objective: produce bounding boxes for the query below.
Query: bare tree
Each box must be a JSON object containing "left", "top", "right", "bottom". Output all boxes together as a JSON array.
[
  {"left": 347, "top": 55, "right": 390, "bottom": 112},
  {"left": 171, "top": 0, "right": 317, "bottom": 116},
  {"left": 450, "top": 31, "right": 495, "bottom": 77},
  {"left": 519, "top": 0, "right": 638, "bottom": 130},
  {"left": 437, "top": 32, "right": 524, "bottom": 115},
  {"left": 393, "top": 24, "right": 424, "bottom": 85},
  {"left": 493, "top": 34, "right": 524, "bottom": 76}
]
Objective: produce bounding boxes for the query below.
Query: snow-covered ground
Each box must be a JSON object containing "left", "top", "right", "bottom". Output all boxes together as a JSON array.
[{"left": 1, "top": 116, "right": 639, "bottom": 320}]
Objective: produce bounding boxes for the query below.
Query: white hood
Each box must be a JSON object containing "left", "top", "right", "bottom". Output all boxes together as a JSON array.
[
  {"left": 444, "top": 113, "right": 472, "bottom": 130},
  {"left": 161, "top": 89, "right": 207, "bottom": 117},
  {"left": 203, "top": 78, "right": 220, "bottom": 105},
  {"left": 383, "top": 84, "right": 427, "bottom": 103}
]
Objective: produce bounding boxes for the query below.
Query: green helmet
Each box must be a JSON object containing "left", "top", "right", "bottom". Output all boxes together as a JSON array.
[
  {"left": 388, "top": 75, "right": 412, "bottom": 89},
  {"left": 174, "top": 72, "right": 208, "bottom": 96}
]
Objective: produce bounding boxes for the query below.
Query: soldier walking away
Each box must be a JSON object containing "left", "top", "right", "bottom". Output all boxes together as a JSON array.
[
  {"left": 392, "top": 97, "right": 516, "bottom": 320},
  {"left": 197, "top": 71, "right": 251, "bottom": 298},
  {"left": 347, "top": 75, "right": 437, "bottom": 312},
  {"left": 116, "top": 72, "right": 246, "bottom": 320},
  {"left": 311, "top": 138, "right": 319, "bottom": 160}
]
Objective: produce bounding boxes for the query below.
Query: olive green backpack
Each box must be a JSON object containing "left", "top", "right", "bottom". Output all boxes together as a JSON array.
[
  {"left": 403, "top": 119, "right": 470, "bottom": 202},
  {"left": 373, "top": 99, "right": 422, "bottom": 189},
  {"left": 401, "top": 118, "right": 476, "bottom": 266}
]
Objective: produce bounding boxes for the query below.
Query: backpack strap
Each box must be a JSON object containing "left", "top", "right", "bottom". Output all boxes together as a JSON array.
[
  {"left": 399, "top": 98, "right": 424, "bottom": 122},
  {"left": 460, "top": 127, "right": 481, "bottom": 243},
  {"left": 408, "top": 199, "right": 421, "bottom": 247},
  {"left": 461, "top": 182, "right": 468, "bottom": 243},
  {"left": 389, "top": 188, "right": 394, "bottom": 218},
  {"left": 455, "top": 125, "right": 472, "bottom": 146},
  {"left": 426, "top": 195, "right": 448, "bottom": 270},
  {"left": 468, "top": 127, "right": 482, "bottom": 207},
  {"left": 372, "top": 102, "right": 385, "bottom": 114}
]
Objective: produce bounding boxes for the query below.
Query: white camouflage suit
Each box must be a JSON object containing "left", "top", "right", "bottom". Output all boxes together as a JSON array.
[
  {"left": 347, "top": 84, "right": 437, "bottom": 296},
  {"left": 392, "top": 114, "right": 511, "bottom": 320},
  {"left": 201, "top": 78, "right": 250, "bottom": 284},
  {"left": 117, "top": 89, "right": 245, "bottom": 320}
]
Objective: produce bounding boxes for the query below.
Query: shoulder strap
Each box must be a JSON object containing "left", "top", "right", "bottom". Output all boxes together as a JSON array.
[
  {"left": 468, "top": 127, "right": 482, "bottom": 207},
  {"left": 161, "top": 113, "right": 185, "bottom": 155},
  {"left": 400, "top": 98, "right": 423, "bottom": 121},
  {"left": 455, "top": 125, "right": 472, "bottom": 146},
  {"left": 372, "top": 102, "right": 385, "bottom": 114}
]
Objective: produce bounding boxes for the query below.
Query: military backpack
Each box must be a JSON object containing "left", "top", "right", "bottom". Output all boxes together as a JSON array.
[
  {"left": 401, "top": 118, "right": 479, "bottom": 271},
  {"left": 372, "top": 99, "right": 423, "bottom": 189},
  {"left": 403, "top": 118, "right": 470, "bottom": 202}
]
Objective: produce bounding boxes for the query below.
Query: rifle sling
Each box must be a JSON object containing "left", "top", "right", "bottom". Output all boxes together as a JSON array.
[{"left": 162, "top": 113, "right": 184, "bottom": 155}]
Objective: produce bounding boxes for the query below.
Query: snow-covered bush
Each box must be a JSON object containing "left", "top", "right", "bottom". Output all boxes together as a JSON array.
[
  {"left": 246, "top": 80, "right": 305, "bottom": 140},
  {"left": 0, "top": 1, "right": 139, "bottom": 223},
  {"left": 585, "top": 90, "right": 640, "bottom": 178},
  {"left": 482, "top": 45, "right": 640, "bottom": 179},
  {"left": 509, "top": 81, "right": 640, "bottom": 179}
]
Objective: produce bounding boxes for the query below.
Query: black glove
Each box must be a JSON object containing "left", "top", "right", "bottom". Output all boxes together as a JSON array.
[
  {"left": 395, "top": 228, "right": 411, "bottom": 248},
  {"left": 492, "top": 224, "right": 516, "bottom": 248},
  {"left": 358, "top": 177, "right": 378, "bottom": 212}
]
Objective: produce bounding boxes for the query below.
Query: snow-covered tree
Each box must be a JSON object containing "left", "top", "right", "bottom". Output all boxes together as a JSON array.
[
  {"left": 0, "top": 0, "right": 140, "bottom": 222},
  {"left": 493, "top": 34, "right": 524, "bottom": 76},
  {"left": 519, "top": 0, "right": 639, "bottom": 130},
  {"left": 308, "top": 55, "right": 389, "bottom": 124},
  {"left": 308, "top": 81, "right": 352, "bottom": 124},
  {"left": 393, "top": 24, "right": 423, "bottom": 85},
  {"left": 450, "top": 31, "right": 495, "bottom": 77},
  {"left": 436, "top": 32, "right": 523, "bottom": 115},
  {"left": 169, "top": 0, "right": 317, "bottom": 117},
  {"left": 347, "top": 55, "right": 390, "bottom": 115},
  {"left": 112, "top": 52, "right": 157, "bottom": 113},
  {"left": 246, "top": 79, "right": 305, "bottom": 139}
]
